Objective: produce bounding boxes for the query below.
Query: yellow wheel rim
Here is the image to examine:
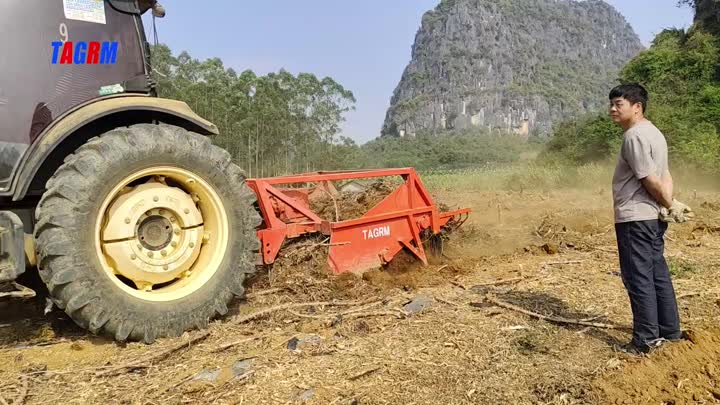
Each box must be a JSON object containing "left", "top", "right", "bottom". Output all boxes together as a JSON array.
[{"left": 95, "top": 167, "right": 228, "bottom": 302}]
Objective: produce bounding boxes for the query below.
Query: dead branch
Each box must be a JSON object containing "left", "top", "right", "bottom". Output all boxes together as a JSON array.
[
  {"left": 7, "top": 339, "right": 72, "bottom": 351},
  {"left": 285, "top": 238, "right": 350, "bottom": 258},
  {"left": 14, "top": 375, "right": 28, "bottom": 405},
  {"left": 473, "top": 295, "right": 629, "bottom": 330},
  {"left": 289, "top": 305, "right": 405, "bottom": 325},
  {"left": 231, "top": 298, "right": 380, "bottom": 325},
  {"left": 678, "top": 292, "right": 701, "bottom": 299},
  {"left": 21, "top": 367, "right": 111, "bottom": 377},
  {"left": 319, "top": 186, "right": 340, "bottom": 222},
  {"left": 450, "top": 281, "right": 468, "bottom": 290},
  {"left": 542, "top": 260, "right": 585, "bottom": 267},
  {"left": 434, "top": 297, "right": 460, "bottom": 307},
  {"left": 290, "top": 299, "right": 386, "bottom": 320},
  {"left": 96, "top": 330, "right": 212, "bottom": 377},
  {"left": 470, "top": 276, "right": 525, "bottom": 289},
  {"left": 578, "top": 315, "right": 605, "bottom": 322},
  {"left": 211, "top": 335, "right": 268, "bottom": 353},
  {"left": 287, "top": 309, "right": 327, "bottom": 320},
  {"left": 341, "top": 310, "right": 406, "bottom": 321},
  {"left": 348, "top": 366, "right": 382, "bottom": 381},
  {"left": 336, "top": 300, "right": 385, "bottom": 316},
  {"left": 0, "top": 283, "right": 35, "bottom": 299},
  {"left": 157, "top": 374, "right": 196, "bottom": 396},
  {"left": 245, "top": 288, "right": 287, "bottom": 299},
  {"left": 285, "top": 237, "right": 330, "bottom": 258},
  {"left": 330, "top": 193, "right": 339, "bottom": 222},
  {"left": 590, "top": 226, "right": 612, "bottom": 238}
]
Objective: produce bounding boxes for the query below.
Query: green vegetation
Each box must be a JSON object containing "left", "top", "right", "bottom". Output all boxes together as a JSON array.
[
  {"left": 668, "top": 257, "right": 700, "bottom": 278},
  {"left": 361, "top": 130, "right": 536, "bottom": 170},
  {"left": 419, "top": 162, "right": 613, "bottom": 193},
  {"left": 418, "top": 160, "right": 719, "bottom": 196},
  {"left": 149, "top": 45, "right": 358, "bottom": 177},
  {"left": 681, "top": 0, "right": 720, "bottom": 36},
  {"left": 541, "top": 114, "right": 622, "bottom": 164},
  {"left": 544, "top": 3, "right": 720, "bottom": 171}
]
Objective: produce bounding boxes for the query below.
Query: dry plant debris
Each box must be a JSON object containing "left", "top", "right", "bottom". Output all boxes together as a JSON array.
[{"left": 0, "top": 189, "right": 718, "bottom": 404}]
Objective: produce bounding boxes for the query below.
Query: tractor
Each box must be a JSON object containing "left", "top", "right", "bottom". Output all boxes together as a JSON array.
[{"left": 0, "top": 0, "right": 469, "bottom": 343}]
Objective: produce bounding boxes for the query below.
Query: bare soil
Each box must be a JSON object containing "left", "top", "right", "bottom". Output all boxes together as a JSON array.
[{"left": 1, "top": 187, "right": 719, "bottom": 404}]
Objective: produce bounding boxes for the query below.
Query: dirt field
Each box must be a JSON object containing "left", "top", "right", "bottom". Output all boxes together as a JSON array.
[{"left": 1, "top": 173, "right": 719, "bottom": 404}]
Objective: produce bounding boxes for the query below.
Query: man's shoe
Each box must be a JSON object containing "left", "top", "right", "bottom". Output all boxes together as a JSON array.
[
  {"left": 647, "top": 337, "right": 670, "bottom": 348},
  {"left": 618, "top": 341, "right": 651, "bottom": 355},
  {"left": 663, "top": 330, "right": 689, "bottom": 343},
  {"left": 618, "top": 338, "right": 668, "bottom": 355}
]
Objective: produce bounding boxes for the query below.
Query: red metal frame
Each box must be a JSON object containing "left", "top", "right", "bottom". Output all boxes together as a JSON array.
[{"left": 246, "top": 168, "right": 470, "bottom": 274}]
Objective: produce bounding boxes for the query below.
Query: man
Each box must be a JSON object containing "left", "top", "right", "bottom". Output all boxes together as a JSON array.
[{"left": 609, "top": 83, "right": 692, "bottom": 354}]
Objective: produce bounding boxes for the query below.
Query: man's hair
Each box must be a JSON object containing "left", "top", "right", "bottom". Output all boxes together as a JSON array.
[{"left": 609, "top": 83, "right": 649, "bottom": 113}]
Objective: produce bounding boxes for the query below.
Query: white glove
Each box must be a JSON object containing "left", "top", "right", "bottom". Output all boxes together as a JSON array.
[{"left": 660, "top": 199, "right": 695, "bottom": 223}]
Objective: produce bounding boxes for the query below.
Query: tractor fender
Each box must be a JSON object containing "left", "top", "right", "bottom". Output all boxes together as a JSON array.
[{"left": 11, "top": 95, "right": 219, "bottom": 201}]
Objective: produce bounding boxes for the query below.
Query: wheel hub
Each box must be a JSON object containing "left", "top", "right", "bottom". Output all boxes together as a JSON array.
[
  {"left": 100, "top": 181, "right": 205, "bottom": 289},
  {"left": 138, "top": 215, "right": 173, "bottom": 250}
]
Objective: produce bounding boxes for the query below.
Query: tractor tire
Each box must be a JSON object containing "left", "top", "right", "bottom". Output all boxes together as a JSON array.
[{"left": 34, "top": 123, "right": 261, "bottom": 343}]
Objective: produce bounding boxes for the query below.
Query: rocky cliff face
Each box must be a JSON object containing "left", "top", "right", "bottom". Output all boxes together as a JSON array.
[
  {"left": 383, "top": 0, "right": 644, "bottom": 138},
  {"left": 694, "top": 0, "right": 720, "bottom": 35}
]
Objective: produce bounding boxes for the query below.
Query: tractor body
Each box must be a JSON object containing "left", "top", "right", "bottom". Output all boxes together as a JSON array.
[
  {"left": 0, "top": 1, "right": 215, "bottom": 289},
  {"left": 0, "top": 0, "right": 149, "bottom": 196}
]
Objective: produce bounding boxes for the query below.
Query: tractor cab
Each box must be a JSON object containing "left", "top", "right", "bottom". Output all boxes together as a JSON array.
[{"left": 0, "top": 0, "right": 161, "bottom": 193}]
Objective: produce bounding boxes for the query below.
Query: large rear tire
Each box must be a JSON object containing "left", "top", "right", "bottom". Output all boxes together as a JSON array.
[{"left": 34, "top": 123, "right": 261, "bottom": 343}]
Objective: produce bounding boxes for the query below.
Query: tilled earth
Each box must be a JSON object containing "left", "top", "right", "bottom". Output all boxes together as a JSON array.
[{"left": 0, "top": 188, "right": 719, "bottom": 404}]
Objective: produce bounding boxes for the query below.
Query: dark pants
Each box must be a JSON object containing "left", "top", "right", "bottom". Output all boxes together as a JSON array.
[{"left": 615, "top": 219, "right": 681, "bottom": 348}]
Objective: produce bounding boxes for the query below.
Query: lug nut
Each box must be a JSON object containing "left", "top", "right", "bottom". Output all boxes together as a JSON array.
[
  {"left": 159, "top": 209, "right": 165, "bottom": 215},
  {"left": 184, "top": 208, "right": 190, "bottom": 214},
  {"left": 125, "top": 217, "right": 131, "bottom": 224},
  {"left": 189, "top": 242, "right": 195, "bottom": 249},
  {"left": 163, "top": 265, "right": 169, "bottom": 271},
  {"left": 161, "top": 250, "right": 167, "bottom": 256},
  {"left": 153, "top": 196, "right": 159, "bottom": 202},
  {"left": 130, "top": 254, "right": 137, "bottom": 260},
  {"left": 170, "top": 217, "right": 176, "bottom": 223},
  {"left": 187, "top": 178, "right": 196, "bottom": 185},
  {"left": 147, "top": 252, "right": 154, "bottom": 258},
  {"left": 171, "top": 241, "right": 178, "bottom": 248},
  {"left": 174, "top": 229, "right": 180, "bottom": 235}
]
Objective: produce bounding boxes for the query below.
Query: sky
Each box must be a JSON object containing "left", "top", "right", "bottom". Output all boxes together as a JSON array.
[{"left": 142, "top": 1, "right": 694, "bottom": 144}]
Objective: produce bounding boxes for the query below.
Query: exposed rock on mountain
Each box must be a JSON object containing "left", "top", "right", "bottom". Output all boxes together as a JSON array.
[{"left": 383, "top": 0, "right": 644, "bottom": 138}]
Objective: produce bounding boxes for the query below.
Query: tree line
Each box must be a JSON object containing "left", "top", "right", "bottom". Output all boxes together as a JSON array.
[{"left": 149, "top": 44, "right": 360, "bottom": 178}]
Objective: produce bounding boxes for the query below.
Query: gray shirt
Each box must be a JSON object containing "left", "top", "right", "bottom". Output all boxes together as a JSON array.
[{"left": 612, "top": 120, "right": 668, "bottom": 224}]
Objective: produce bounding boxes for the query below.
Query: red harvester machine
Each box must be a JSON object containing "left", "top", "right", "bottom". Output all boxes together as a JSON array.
[{"left": 247, "top": 168, "right": 471, "bottom": 274}]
